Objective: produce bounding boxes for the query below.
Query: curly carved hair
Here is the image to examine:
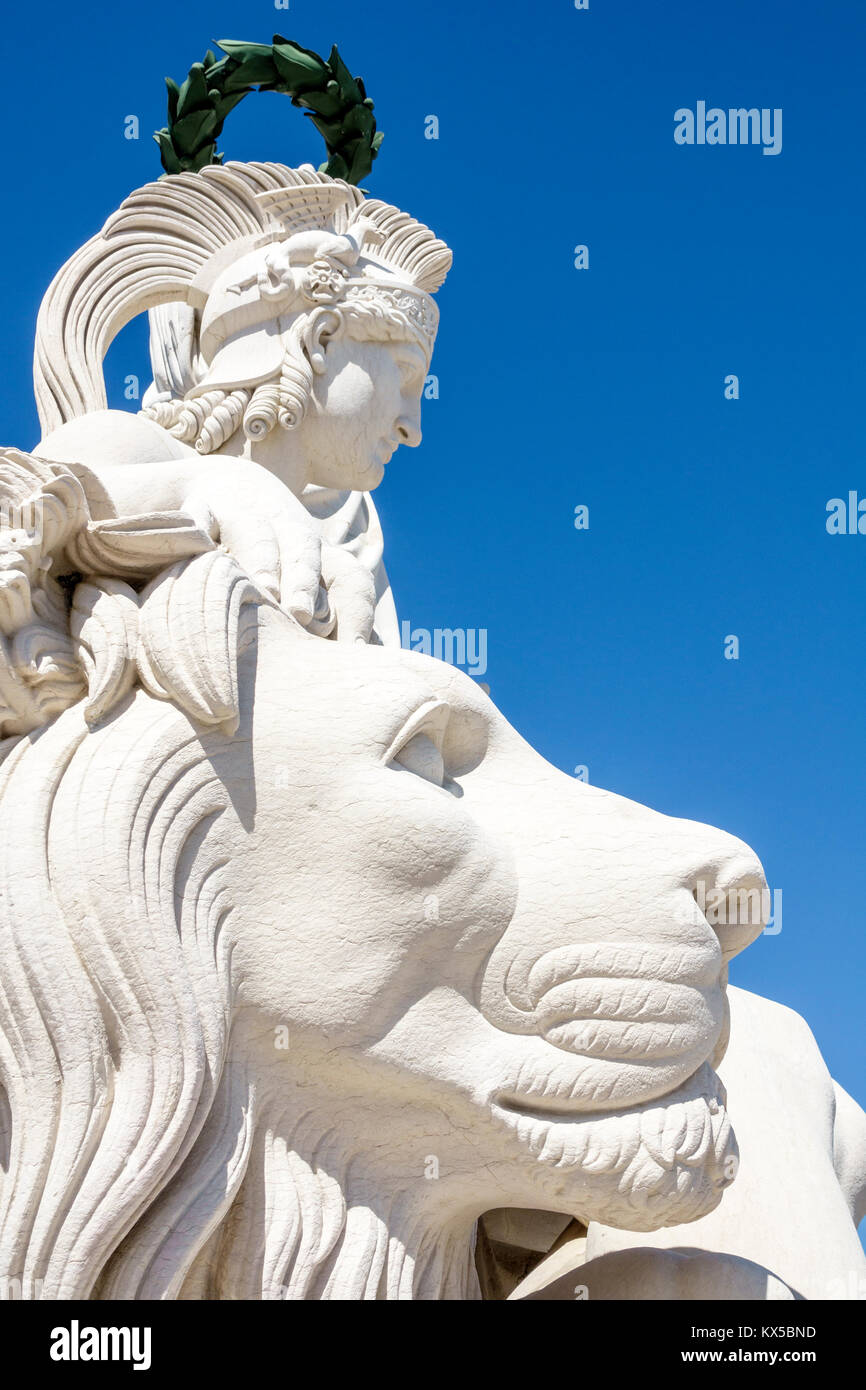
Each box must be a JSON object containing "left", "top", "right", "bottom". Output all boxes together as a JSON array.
[{"left": 141, "top": 297, "right": 430, "bottom": 456}]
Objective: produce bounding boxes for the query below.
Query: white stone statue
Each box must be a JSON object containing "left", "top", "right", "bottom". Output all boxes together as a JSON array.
[
  {"left": 33, "top": 163, "right": 449, "bottom": 647},
  {"left": 509, "top": 985, "right": 866, "bottom": 1300},
  {"left": 0, "top": 162, "right": 862, "bottom": 1301}
]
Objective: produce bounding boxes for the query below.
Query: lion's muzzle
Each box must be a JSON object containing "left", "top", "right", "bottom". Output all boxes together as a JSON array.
[{"left": 481, "top": 937, "right": 725, "bottom": 1065}]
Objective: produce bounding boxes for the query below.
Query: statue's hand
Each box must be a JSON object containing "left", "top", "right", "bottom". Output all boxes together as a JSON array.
[
  {"left": 315, "top": 542, "right": 377, "bottom": 644},
  {"left": 181, "top": 459, "right": 375, "bottom": 643}
]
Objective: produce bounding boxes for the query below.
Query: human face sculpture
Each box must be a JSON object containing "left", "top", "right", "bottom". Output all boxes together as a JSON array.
[
  {"left": 228, "top": 606, "right": 767, "bottom": 1236},
  {"left": 295, "top": 333, "right": 428, "bottom": 491}
]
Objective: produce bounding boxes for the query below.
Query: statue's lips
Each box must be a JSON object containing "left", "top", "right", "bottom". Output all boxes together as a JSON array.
[
  {"left": 375, "top": 438, "right": 399, "bottom": 468},
  {"left": 490, "top": 1064, "right": 736, "bottom": 1231},
  {"left": 518, "top": 940, "right": 721, "bottom": 1006},
  {"left": 536, "top": 980, "right": 720, "bottom": 1061},
  {"left": 500, "top": 940, "right": 723, "bottom": 1062},
  {"left": 493, "top": 1061, "right": 727, "bottom": 1147}
]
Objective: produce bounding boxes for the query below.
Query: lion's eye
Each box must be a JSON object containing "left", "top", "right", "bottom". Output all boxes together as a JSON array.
[{"left": 384, "top": 699, "right": 451, "bottom": 787}]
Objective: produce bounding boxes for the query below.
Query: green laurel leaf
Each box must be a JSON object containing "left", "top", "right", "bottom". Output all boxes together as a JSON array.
[
  {"left": 222, "top": 54, "right": 280, "bottom": 91},
  {"left": 322, "top": 152, "right": 349, "bottom": 181},
  {"left": 153, "top": 128, "right": 182, "bottom": 174},
  {"left": 165, "top": 77, "right": 180, "bottom": 124},
  {"left": 154, "top": 37, "right": 383, "bottom": 182}
]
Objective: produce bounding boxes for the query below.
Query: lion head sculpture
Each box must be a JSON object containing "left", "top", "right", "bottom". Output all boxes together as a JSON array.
[{"left": 0, "top": 452, "right": 768, "bottom": 1300}]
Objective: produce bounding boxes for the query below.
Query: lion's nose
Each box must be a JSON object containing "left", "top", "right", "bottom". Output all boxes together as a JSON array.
[
  {"left": 670, "top": 819, "right": 769, "bottom": 964},
  {"left": 477, "top": 800, "right": 767, "bottom": 1047}
]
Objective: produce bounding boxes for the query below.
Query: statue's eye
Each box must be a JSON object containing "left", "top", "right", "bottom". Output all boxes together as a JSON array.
[
  {"left": 384, "top": 699, "right": 451, "bottom": 788},
  {"left": 397, "top": 356, "right": 426, "bottom": 391}
]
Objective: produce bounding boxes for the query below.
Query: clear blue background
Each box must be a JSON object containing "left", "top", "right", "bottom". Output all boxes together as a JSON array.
[{"left": 1, "top": 0, "right": 863, "bottom": 1243}]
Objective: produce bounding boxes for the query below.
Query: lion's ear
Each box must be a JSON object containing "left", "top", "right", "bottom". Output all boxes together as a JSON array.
[{"left": 137, "top": 551, "right": 261, "bottom": 735}]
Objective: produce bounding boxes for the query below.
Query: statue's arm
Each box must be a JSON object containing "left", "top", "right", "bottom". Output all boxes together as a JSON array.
[{"left": 57, "top": 452, "right": 375, "bottom": 643}]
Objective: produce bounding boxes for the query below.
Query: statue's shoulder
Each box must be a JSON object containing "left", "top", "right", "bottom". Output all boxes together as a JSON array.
[{"left": 35, "top": 409, "right": 196, "bottom": 470}]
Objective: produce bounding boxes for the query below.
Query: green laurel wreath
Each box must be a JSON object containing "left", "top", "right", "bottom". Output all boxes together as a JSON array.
[{"left": 154, "top": 36, "right": 384, "bottom": 185}]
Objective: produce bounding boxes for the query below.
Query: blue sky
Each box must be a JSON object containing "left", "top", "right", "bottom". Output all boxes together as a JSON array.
[{"left": 1, "top": 0, "right": 864, "bottom": 1243}]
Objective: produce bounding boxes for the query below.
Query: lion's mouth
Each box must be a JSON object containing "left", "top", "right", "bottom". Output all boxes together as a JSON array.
[
  {"left": 483, "top": 940, "right": 725, "bottom": 1067},
  {"left": 484, "top": 1061, "right": 737, "bottom": 1231},
  {"left": 492, "top": 1061, "right": 731, "bottom": 1174}
]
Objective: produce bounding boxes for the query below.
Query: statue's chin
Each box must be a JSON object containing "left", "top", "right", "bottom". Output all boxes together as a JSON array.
[
  {"left": 309, "top": 451, "right": 387, "bottom": 493},
  {"left": 363, "top": 457, "right": 387, "bottom": 489},
  {"left": 492, "top": 1062, "right": 736, "bottom": 1232}
]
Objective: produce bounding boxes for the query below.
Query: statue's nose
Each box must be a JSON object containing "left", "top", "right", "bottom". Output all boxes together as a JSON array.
[
  {"left": 476, "top": 784, "right": 768, "bottom": 1055},
  {"left": 395, "top": 415, "right": 422, "bottom": 447},
  {"left": 670, "top": 818, "right": 769, "bottom": 964}
]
